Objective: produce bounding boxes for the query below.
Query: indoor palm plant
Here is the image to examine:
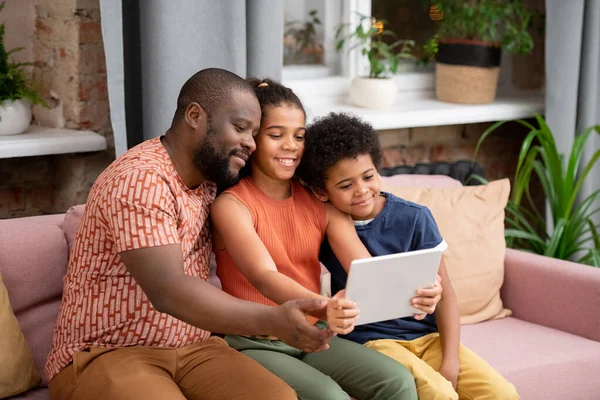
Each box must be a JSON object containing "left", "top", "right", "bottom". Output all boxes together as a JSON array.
[
  {"left": 335, "top": 14, "right": 414, "bottom": 109},
  {"left": 0, "top": 1, "right": 46, "bottom": 135},
  {"left": 422, "top": 0, "right": 534, "bottom": 104},
  {"left": 474, "top": 114, "right": 600, "bottom": 267}
]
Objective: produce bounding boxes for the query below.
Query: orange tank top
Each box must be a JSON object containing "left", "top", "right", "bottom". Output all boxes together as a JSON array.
[{"left": 215, "top": 177, "right": 326, "bottom": 306}]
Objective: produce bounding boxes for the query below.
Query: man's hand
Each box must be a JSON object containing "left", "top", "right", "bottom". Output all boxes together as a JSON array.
[
  {"left": 269, "top": 299, "right": 335, "bottom": 353},
  {"left": 326, "top": 289, "right": 359, "bottom": 335},
  {"left": 438, "top": 359, "right": 460, "bottom": 389},
  {"left": 412, "top": 274, "right": 443, "bottom": 320}
]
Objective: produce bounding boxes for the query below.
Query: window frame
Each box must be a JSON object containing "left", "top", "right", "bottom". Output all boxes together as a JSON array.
[{"left": 281, "top": 0, "right": 434, "bottom": 101}]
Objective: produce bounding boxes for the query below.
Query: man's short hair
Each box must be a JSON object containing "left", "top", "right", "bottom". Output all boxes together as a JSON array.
[
  {"left": 298, "top": 112, "right": 383, "bottom": 191},
  {"left": 171, "top": 68, "right": 255, "bottom": 127}
]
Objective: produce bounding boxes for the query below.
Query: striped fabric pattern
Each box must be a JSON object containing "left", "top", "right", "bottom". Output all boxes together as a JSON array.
[{"left": 45, "top": 138, "right": 216, "bottom": 381}]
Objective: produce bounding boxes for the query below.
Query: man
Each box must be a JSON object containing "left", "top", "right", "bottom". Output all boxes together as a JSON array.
[{"left": 46, "top": 68, "right": 333, "bottom": 400}]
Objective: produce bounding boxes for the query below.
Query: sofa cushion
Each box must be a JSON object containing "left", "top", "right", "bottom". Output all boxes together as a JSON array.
[
  {"left": 383, "top": 179, "right": 511, "bottom": 324},
  {"left": 0, "top": 220, "right": 69, "bottom": 385},
  {"left": 62, "top": 205, "right": 85, "bottom": 251},
  {"left": 462, "top": 317, "right": 600, "bottom": 400},
  {"left": 0, "top": 273, "right": 40, "bottom": 398}
]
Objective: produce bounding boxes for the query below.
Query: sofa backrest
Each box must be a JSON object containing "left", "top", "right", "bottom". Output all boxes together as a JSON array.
[
  {"left": 0, "top": 174, "right": 462, "bottom": 384},
  {"left": 380, "top": 174, "right": 463, "bottom": 189},
  {"left": 0, "top": 214, "right": 68, "bottom": 384}
]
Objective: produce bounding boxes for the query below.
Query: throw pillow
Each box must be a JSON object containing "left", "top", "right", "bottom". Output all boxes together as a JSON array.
[
  {"left": 383, "top": 178, "right": 512, "bottom": 324},
  {"left": 0, "top": 272, "right": 40, "bottom": 398}
]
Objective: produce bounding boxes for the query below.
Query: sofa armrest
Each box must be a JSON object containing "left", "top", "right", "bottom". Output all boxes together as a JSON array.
[{"left": 501, "top": 248, "right": 600, "bottom": 342}]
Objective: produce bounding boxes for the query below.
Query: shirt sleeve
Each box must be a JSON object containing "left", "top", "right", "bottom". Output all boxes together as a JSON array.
[
  {"left": 103, "top": 169, "right": 180, "bottom": 253},
  {"left": 411, "top": 207, "right": 444, "bottom": 251}
]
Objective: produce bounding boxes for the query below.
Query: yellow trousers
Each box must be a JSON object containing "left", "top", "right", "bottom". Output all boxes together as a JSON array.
[{"left": 365, "top": 333, "right": 519, "bottom": 400}]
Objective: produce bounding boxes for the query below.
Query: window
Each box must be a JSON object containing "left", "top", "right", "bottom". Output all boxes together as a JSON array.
[
  {"left": 282, "top": 0, "right": 341, "bottom": 81},
  {"left": 282, "top": 0, "right": 435, "bottom": 96},
  {"left": 371, "top": 0, "right": 437, "bottom": 66}
]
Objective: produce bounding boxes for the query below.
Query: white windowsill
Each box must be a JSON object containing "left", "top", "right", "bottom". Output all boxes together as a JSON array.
[
  {"left": 282, "top": 65, "right": 333, "bottom": 81},
  {"left": 286, "top": 73, "right": 544, "bottom": 130},
  {"left": 0, "top": 125, "right": 107, "bottom": 159},
  {"left": 302, "top": 88, "right": 545, "bottom": 130}
]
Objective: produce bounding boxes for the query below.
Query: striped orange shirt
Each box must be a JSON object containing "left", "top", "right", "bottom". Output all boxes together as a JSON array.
[
  {"left": 45, "top": 137, "right": 216, "bottom": 381},
  {"left": 215, "top": 177, "right": 325, "bottom": 306}
]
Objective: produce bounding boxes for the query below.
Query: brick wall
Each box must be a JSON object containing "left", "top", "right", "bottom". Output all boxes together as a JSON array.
[
  {"left": 0, "top": 0, "right": 114, "bottom": 219},
  {"left": 379, "top": 122, "right": 528, "bottom": 181}
]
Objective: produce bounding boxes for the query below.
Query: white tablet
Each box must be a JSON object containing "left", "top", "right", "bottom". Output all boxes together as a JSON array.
[{"left": 345, "top": 244, "right": 446, "bottom": 325}]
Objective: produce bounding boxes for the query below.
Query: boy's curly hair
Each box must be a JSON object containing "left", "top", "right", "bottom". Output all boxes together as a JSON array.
[{"left": 298, "top": 112, "right": 382, "bottom": 191}]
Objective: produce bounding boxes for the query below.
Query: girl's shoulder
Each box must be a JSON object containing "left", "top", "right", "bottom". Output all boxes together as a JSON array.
[{"left": 292, "top": 179, "right": 323, "bottom": 205}]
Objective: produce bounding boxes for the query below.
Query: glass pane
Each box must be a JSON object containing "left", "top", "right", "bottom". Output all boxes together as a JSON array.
[
  {"left": 283, "top": 0, "right": 326, "bottom": 66},
  {"left": 371, "top": 0, "right": 437, "bottom": 63}
]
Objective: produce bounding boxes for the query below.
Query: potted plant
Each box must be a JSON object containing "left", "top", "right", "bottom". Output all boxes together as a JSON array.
[
  {"left": 423, "top": 0, "right": 534, "bottom": 104},
  {"left": 335, "top": 15, "right": 414, "bottom": 109},
  {"left": 473, "top": 114, "right": 600, "bottom": 267},
  {"left": 0, "top": 2, "right": 46, "bottom": 136}
]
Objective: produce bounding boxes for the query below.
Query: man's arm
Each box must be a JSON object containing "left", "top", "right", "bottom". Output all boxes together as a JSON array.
[
  {"left": 434, "top": 258, "right": 461, "bottom": 388},
  {"left": 119, "top": 244, "right": 333, "bottom": 352}
]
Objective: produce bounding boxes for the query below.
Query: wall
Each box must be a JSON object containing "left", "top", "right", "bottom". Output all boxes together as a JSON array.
[
  {"left": 0, "top": 0, "right": 544, "bottom": 218},
  {"left": 379, "top": 122, "right": 527, "bottom": 181},
  {"left": 0, "top": 0, "right": 114, "bottom": 219},
  {"left": 1, "top": 0, "right": 35, "bottom": 65}
]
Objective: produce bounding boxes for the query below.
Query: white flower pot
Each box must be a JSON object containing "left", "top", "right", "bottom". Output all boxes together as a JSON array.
[
  {"left": 0, "top": 99, "right": 32, "bottom": 136},
  {"left": 349, "top": 77, "right": 398, "bottom": 109}
]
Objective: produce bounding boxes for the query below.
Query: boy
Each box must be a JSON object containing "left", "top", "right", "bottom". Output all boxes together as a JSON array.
[{"left": 298, "top": 112, "right": 519, "bottom": 400}]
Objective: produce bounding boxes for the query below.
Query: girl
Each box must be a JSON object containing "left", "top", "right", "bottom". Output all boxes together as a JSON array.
[{"left": 211, "top": 79, "right": 438, "bottom": 400}]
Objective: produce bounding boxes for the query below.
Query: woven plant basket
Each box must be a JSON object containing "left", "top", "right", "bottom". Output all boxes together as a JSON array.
[
  {"left": 435, "top": 40, "right": 502, "bottom": 104},
  {"left": 436, "top": 63, "right": 500, "bottom": 104}
]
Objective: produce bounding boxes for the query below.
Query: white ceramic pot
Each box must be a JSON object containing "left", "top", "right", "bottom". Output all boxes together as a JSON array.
[
  {"left": 349, "top": 77, "right": 398, "bottom": 109},
  {"left": 0, "top": 99, "right": 32, "bottom": 136}
]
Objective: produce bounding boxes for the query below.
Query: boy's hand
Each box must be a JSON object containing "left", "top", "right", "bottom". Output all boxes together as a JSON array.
[
  {"left": 326, "top": 289, "right": 360, "bottom": 335},
  {"left": 438, "top": 358, "right": 460, "bottom": 389},
  {"left": 412, "top": 274, "right": 443, "bottom": 320}
]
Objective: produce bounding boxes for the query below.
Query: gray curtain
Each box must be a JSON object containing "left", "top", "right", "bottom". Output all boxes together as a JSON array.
[
  {"left": 545, "top": 0, "right": 600, "bottom": 225},
  {"left": 100, "top": 0, "right": 284, "bottom": 152},
  {"left": 99, "top": 0, "right": 127, "bottom": 156},
  {"left": 139, "top": 0, "right": 284, "bottom": 140}
]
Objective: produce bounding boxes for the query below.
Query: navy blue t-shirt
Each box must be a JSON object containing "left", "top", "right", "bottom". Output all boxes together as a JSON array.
[{"left": 319, "top": 192, "right": 444, "bottom": 344}]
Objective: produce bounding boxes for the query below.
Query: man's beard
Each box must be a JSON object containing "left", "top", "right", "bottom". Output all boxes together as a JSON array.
[{"left": 192, "top": 126, "right": 240, "bottom": 191}]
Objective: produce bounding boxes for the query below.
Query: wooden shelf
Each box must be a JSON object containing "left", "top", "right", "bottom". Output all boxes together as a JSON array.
[{"left": 0, "top": 126, "right": 107, "bottom": 159}]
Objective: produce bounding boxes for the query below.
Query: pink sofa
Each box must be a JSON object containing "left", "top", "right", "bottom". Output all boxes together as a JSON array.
[{"left": 1, "top": 175, "right": 600, "bottom": 400}]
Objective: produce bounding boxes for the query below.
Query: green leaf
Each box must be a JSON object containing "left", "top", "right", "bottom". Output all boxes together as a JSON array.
[
  {"left": 465, "top": 173, "right": 488, "bottom": 185},
  {"left": 544, "top": 219, "right": 567, "bottom": 257},
  {"left": 567, "top": 147, "right": 600, "bottom": 216},
  {"left": 334, "top": 23, "right": 346, "bottom": 39},
  {"left": 473, "top": 120, "right": 508, "bottom": 162},
  {"left": 514, "top": 129, "right": 539, "bottom": 181},
  {"left": 389, "top": 56, "right": 398, "bottom": 74},
  {"left": 504, "top": 229, "right": 546, "bottom": 245},
  {"left": 589, "top": 220, "right": 600, "bottom": 249}
]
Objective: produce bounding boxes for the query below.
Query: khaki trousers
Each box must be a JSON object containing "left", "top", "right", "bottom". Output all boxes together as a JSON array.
[
  {"left": 48, "top": 336, "right": 296, "bottom": 400},
  {"left": 365, "top": 333, "right": 519, "bottom": 400},
  {"left": 226, "top": 331, "right": 417, "bottom": 400}
]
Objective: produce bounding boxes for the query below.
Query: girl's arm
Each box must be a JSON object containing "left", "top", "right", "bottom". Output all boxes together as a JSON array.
[
  {"left": 324, "top": 203, "right": 371, "bottom": 271},
  {"left": 434, "top": 258, "right": 461, "bottom": 388},
  {"left": 211, "top": 193, "right": 328, "bottom": 319}
]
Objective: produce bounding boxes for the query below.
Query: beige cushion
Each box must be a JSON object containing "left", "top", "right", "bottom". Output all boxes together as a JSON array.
[
  {"left": 0, "top": 272, "right": 40, "bottom": 398},
  {"left": 383, "top": 179, "right": 512, "bottom": 324}
]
